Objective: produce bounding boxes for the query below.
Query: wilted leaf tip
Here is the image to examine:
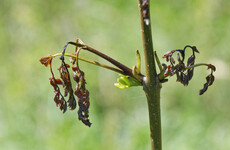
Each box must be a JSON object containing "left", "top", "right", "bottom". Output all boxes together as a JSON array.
[{"left": 40, "top": 55, "right": 53, "bottom": 67}]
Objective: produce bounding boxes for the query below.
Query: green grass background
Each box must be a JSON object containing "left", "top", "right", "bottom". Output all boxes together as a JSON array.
[{"left": 1, "top": 0, "right": 230, "bottom": 150}]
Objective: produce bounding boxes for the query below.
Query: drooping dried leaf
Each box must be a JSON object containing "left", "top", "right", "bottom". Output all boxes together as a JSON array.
[
  {"left": 175, "top": 71, "right": 189, "bottom": 86},
  {"left": 163, "top": 50, "right": 175, "bottom": 62},
  {"left": 175, "top": 62, "right": 185, "bottom": 72},
  {"left": 199, "top": 82, "right": 209, "bottom": 95},
  {"left": 40, "top": 55, "right": 53, "bottom": 67},
  {"left": 58, "top": 62, "right": 77, "bottom": 110},
  {"left": 170, "top": 57, "right": 175, "bottom": 64},
  {"left": 50, "top": 77, "right": 58, "bottom": 90},
  {"left": 69, "top": 56, "right": 76, "bottom": 65},
  {"left": 177, "top": 52, "right": 182, "bottom": 62},
  {"left": 187, "top": 55, "right": 195, "bottom": 66},
  {"left": 55, "top": 78, "right": 63, "bottom": 85},
  {"left": 183, "top": 74, "right": 189, "bottom": 86},
  {"left": 68, "top": 94, "right": 77, "bottom": 110},
  {"left": 199, "top": 74, "right": 215, "bottom": 95},
  {"left": 179, "top": 72, "right": 184, "bottom": 83},
  {"left": 176, "top": 50, "right": 185, "bottom": 62},
  {"left": 186, "top": 55, "right": 195, "bottom": 81},
  {"left": 175, "top": 69, "right": 180, "bottom": 82},
  {"left": 49, "top": 77, "right": 67, "bottom": 113},
  {"left": 59, "top": 63, "right": 71, "bottom": 95},
  {"left": 163, "top": 50, "right": 175, "bottom": 58},
  {"left": 207, "top": 64, "right": 216, "bottom": 72},
  {"left": 186, "top": 68, "right": 194, "bottom": 81},
  {"left": 72, "top": 66, "right": 91, "bottom": 127},
  {"left": 164, "top": 65, "right": 172, "bottom": 76},
  {"left": 73, "top": 72, "right": 79, "bottom": 83},
  {"left": 59, "top": 97, "right": 67, "bottom": 113},
  {"left": 207, "top": 74, "right": 215, "bottom": 86}
]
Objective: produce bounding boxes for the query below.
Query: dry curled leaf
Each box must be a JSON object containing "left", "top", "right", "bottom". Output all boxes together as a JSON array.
[
  {"left": 50, "top": 77, "right": 67, "bottom": 113},
  {"left": 186, "top": 55, "right": 195, "bottom": 81},
  {"left": 162, "top": 50, "right": 175, "bottom": 62},
  {"left": 164, "top": 65, "right": 173, "bottom": 76},
  {"left": 59, "top": 62, "right": 77, "bottom": 110},
  {"left": 39, "top": 55, "right": 53, "bottom": 67},
  {"left": 207, "top": 64, "right": 216, "bottom": 72},
  {"left": 72, "top": 66, "right": 91, "bottom": 127},
  {"left": 199, "top": 74, "right": 215, "bottom": 95}
]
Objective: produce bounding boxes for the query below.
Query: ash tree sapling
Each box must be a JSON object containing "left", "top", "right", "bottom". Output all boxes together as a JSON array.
[{"left": 39, "top": 0, "right": 216, "bottom": 150}]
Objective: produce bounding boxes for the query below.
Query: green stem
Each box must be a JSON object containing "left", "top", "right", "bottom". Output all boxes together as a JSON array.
[
  {"left": 158, "top": 63, "right": 212, "bottom": 81},
  {"left": 185, "top": 63, "right": 209, "bottom": 70},
  {"left": 155, "top": 51, "right": 163, "bottom": 72},
  {"left": 136, "top": 50, "right": 141, "bottom": 74},
  {"left": 138, "top": 0, "right": 162, "bottom": 150},
  {"left": 53, "top": 53, "right": 124, "bottom": 74}
]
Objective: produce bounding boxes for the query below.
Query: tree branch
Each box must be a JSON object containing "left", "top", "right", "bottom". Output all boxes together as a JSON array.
[
  {"left": 53, "top": 53, "right": 125, "bottom": 74},
  {"left": 61, "top": 42, "right": 134, "bottom": 77}
]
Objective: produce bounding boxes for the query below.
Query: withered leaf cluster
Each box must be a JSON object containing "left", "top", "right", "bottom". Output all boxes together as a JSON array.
[
  {"left": 199, "top": 65, "right": 215, "bottom": 95},
  {"left": 162, "top": 45, "right": 216, "bottom": 95},
  {"left": 40, "top": 54, "right": 91, "bottom": 127},
  {"left": 72, "top": 66, "right": 91, "bottom": 126}
]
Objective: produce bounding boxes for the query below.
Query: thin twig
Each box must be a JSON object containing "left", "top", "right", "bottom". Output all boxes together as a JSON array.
[
  {"left": 61, "top": 42, "right": 134, "bottom": 77},
  {"left": 53, "top": 53, "right": 125, "bottom": 74}
]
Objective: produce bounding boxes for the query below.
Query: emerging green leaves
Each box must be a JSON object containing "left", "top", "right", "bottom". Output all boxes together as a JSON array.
[
  {"left": 114, "top": 50, "right": 143, "bottom": 89},
  {"left": 114, "top": 74, "right": 142, "bottom": 89}
]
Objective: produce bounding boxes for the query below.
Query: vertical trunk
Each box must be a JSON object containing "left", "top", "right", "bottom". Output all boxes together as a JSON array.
[
  {"left": 143, "top": 81, "right": 162, "bottom": 150},
  {"left": 138, "top": 0, "right": 162, "bottom": 150}
]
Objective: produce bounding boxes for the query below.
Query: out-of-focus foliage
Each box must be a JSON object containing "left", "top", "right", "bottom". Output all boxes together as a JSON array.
[{"left": 0, "top": 0, "right": 229, "bottom": 150}]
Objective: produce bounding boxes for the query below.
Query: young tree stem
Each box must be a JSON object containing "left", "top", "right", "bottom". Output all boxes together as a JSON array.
[{"left": 138, "top": 0, "right": 162, "bottom": 150}]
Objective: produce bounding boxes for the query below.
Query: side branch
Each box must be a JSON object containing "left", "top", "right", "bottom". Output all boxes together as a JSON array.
[
  {"left": 61, "top": 42, "right": 134, "bottom": 77},
  {"left": 53, "top": 53, "right": 125, "bottom": 74}
]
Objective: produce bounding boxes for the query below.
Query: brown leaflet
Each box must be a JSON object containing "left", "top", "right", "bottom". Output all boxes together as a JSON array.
[
  {"left": 199, "top": 74, "right": 215, "bottom": 95},
  {"left": 59, "top": 62, "right": 77, "bottom": 110},
  {"left": 49, "top": 77, "right": 67, "bottom": 113},
  {"left": 41, "top": 56, "right": 67, "bottom": 113},
  {"left": 164, "top": 65, "right": 173, "bottom": 76},
  {"left": 40, "top": 55, "right": 53, "bottom": 67},
  {"left": 207, "top": 64, "right": 216, "bottom": 72},
  {"left": 72, "top": 66, "right": 91, "bottom": 127},
  {"left": 186, "top": 55, "right": 195, "bottom": 81},
  {"left": 200, "top": 64, "right": 216, "bottom": 95},
  {"left": 162, "top": 50, "right": 175, "bottom": 62}
]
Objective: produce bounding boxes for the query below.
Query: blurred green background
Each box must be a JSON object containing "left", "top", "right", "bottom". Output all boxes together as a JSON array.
[{"left": 1, "top": 0, "right": 230, "bottom": 150}]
